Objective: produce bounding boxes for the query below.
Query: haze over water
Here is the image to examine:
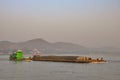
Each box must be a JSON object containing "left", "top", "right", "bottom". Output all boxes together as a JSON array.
[
  {"left": 0, "top": 0, "right": 120, "bottom": 48},
  {"left": 0, "top": 0, "right": 120, "bottom": 80}
]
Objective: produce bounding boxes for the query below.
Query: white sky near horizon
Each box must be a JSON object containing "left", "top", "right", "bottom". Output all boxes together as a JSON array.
[{"left": 0, "top": 0, "right": 120, "bottom": 48}]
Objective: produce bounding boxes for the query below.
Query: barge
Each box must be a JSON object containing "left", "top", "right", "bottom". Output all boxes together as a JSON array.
[
  {"left": 9, "top": 50, "right": 106, "bottom": 63},
  {"left": 32, "top": 55, "right": 106, "bottom": 63}
]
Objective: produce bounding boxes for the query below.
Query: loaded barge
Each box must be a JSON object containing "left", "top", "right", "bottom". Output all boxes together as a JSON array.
[
  {"left": 9, "top": 50, "right": 106, "bottom": 63},
  {"left": 32, "top": 54, "right": 106, "bottom": 63}
]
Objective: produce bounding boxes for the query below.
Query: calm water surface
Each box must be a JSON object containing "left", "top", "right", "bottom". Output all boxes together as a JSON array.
[{"left": 0, "top": 55, "right": 120, "bottom": 80}]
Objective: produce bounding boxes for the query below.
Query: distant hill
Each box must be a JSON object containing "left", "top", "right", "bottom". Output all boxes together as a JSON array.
[
  {"left": 0, "top": 38, "right": 120, "bottom": 55},
  {"left": 0, "top": 38, "right": 88, "bottom": 54}
]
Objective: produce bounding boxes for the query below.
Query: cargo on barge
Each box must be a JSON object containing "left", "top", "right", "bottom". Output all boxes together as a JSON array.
[{"left": 32, "top": 55, "right": 106, "bottom": 63}]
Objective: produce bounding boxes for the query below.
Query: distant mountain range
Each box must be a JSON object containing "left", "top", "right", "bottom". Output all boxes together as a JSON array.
[
  {"left": 0, "top": 38, "right": 88, "bottom": 54},
  {"left": 0, "top": 38, "right": 120, "bottom": 55}
]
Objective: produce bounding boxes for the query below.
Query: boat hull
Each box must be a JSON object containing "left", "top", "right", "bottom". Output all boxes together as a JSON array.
[{"left": 32, "top": 56, "right": 106, "bottom": 63}]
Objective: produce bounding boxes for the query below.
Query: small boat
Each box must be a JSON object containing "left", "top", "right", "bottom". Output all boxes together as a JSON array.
[
  {"left": 9, "top": 50, "right": 31, "bottom": 61},
  {"left": 9, "top": 50, "right": 24, "bottom": 61}
]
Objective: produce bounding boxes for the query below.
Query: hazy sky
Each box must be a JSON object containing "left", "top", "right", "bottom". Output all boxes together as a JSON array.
[{"left": 0, "top": 0, "right": 120, "bottom": 48}]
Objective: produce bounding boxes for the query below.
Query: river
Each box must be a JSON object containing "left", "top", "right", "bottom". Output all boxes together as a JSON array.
[{"left": 0, "top": 54, "right": 120, "bottom": 80}]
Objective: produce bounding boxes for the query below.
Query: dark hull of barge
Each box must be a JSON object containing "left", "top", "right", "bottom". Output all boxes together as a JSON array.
[{"left": 32, "top": 56, "right": 106, "bottom": 63}]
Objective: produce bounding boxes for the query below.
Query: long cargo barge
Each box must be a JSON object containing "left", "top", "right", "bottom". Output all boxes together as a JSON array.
[
  {"left": 32, "top": 55, "right": 106, "bottom": 63},
  {"left": 9, "top": 50, "right": 106, "bottom": 63}
]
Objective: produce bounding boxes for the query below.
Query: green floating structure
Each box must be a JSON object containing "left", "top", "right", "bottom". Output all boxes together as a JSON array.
[
  {"left": 16, "top": 50, "right": 23, "bottom": 60},
  {"left": 10, "top": 50, "right": 24, "bottom": 61}
]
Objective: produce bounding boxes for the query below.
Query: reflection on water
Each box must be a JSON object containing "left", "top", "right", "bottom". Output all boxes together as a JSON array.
[{"left": 0, "top": 55, "right": 120, "bottom": 80}]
